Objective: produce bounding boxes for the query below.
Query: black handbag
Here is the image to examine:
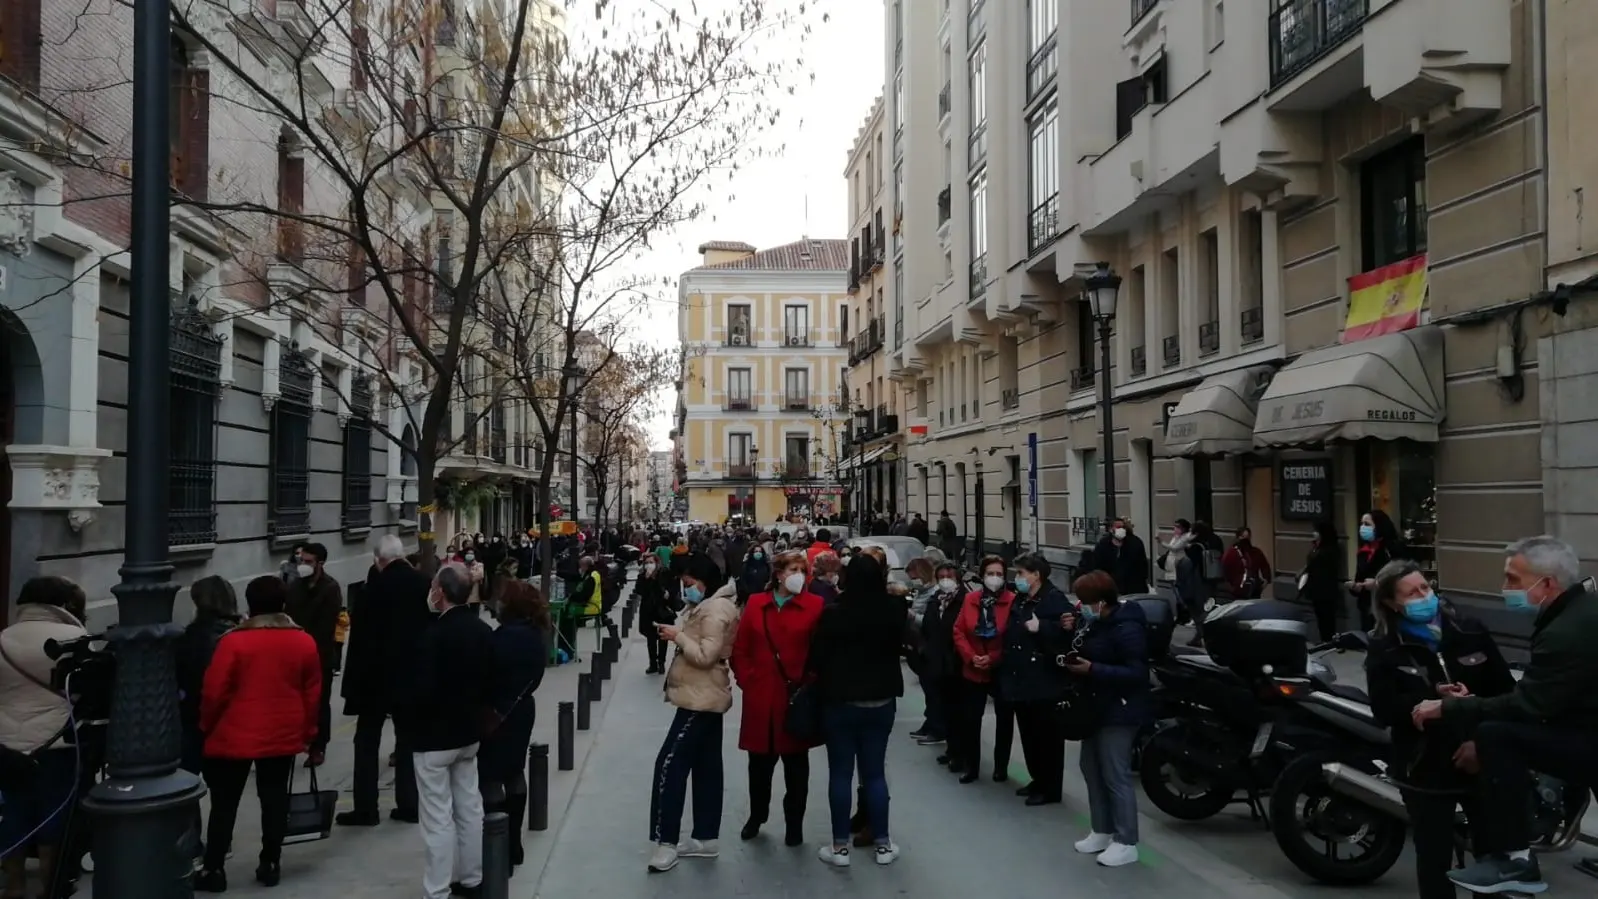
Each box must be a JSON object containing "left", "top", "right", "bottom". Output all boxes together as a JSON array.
[
  {"left": 284, "top": 764, "right": 338, "bottom": 843},
  {"left": 1054, "top": 629, "right": 1101, "bottom": 741},
  {"left": 760, "top": 607, "right": 822, "bottom": 744}
]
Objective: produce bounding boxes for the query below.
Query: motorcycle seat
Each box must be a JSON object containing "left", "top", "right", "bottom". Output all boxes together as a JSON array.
[{"left": 1325, "top": 683, "right": 1371, "bottom": 705}]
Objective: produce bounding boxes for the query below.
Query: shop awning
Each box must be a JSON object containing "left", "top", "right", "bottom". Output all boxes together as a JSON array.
[
  {"left": 1252, "top": 326, "right": 1444, "bottom": 448},
  {"left": 1162, "top": 365, "right": 1277, "bottom": 457},
  {"left": 837, "top": 444, "right": 890, "bottom": 472}
]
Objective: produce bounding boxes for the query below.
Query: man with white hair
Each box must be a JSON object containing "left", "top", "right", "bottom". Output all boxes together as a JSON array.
[
  {"left": 1411, "top": 535, "right": 1598, "bottom": 894},
  {"left": 338, "top": 535, "right": 431, "bottom": 827}
]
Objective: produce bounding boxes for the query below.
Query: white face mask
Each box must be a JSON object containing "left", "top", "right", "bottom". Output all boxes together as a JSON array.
[
  {"left": 983, "top": 574, "right": 1005, "bottom": 592},
  {"left": 782, "top": 572, "right": 807, "bottom": 595},
  {"left": 1113, "top": 527, "right": 1128, "bottom": 540},
  {"left": 938, "top": 577, "right": 959, "bottom": 594},
  {"left": 465, "top": 553, "right": 475, "bottom": 563},
  {"left": 296, "top": 563, "right": 314, "bottom": 579}
]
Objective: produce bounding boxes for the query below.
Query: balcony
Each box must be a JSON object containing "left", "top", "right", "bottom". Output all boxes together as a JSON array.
[
  {"left": 872, "top": 226, "right": 886, "bottom": 266},
  {"left": 1242, "top": 306, "right": 1265, "bottom": 345},
  {"left": 490, "top": 426, "right": 507, "bottom": 464},
  {"left": 1131, "top": 0, "right": 1159, "bottom": 26},
  {"left": 1162, "top": 335, "right": 1181, "bottom": 368},
  {"left": 1027, "top": 194, "right": 1059, "bottom": 257},
  {"left": 1001, "top": 387, "right": 1020, "bottom": 411},
  {"left": 1198, "top": 320, "right": 1220, "bottom": 357},
  {"left": 276, "top": 0, "right": 322, "bottom": 54},
  {"left": 784, "top": 394, "right": 812, "bottom": 411},
  {"left": 782, "top": 330, "right": 811, "bottom": 348},
  {"left": 779, "top": 462, "right": 812, "bottom": 481},
  {"left": 938, "top": 82, "right": 951, "bottom": 120},
  {"left": 873, "top": 316, "right": 885, "bottom": 351},
  {"left": 1269, "top": 0, "right": 1367, "bottom": 89},
  {"left": 894, "top": 315, "right": 903, "bottom": 349},
  {"left": 1025, "top": 34, "right": 1057, "bottom": 102},
  {"left": 723, "top": 397, "right": 754, "bottom": 412},
  {"left": 727, "top": 463, "right": 755, "bottom": 480},
  {"left": 724, "top": 327, "right": 753, "bottom": 347},
  {"left": 969, "top": 254, "right": 988, "bottom": 299},
  {"left": 937, "top": 187, "right": 952, "bottom": 226},
  {"left": 1070, "top": 366, "right": 1096, "bottom": 391},
  {"left": 1130, "top": 345, "right": 1146, "bottom": 377}
]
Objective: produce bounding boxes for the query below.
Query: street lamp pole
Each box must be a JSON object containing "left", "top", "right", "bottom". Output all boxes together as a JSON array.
[
  {"left": 1083, "top": 262, "right": 1123, "bottom": 527},
  {"left": 564, "top": 365, "right": 584, "bottom": 524},
  {"left": 82, "top": 2, "right": 207, "bottom": 895}
]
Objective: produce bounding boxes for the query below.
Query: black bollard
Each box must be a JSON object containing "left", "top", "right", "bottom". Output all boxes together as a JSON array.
[
  {"left": 556, "top": 703, "right": 574, "bottom": 770},
  {"left": 482, "top": 811, "right": 511, "bottom": 899},
  {"left": 607, "top": 634, "right": 621, "bottom": 662},
  {"left": 576, "top": 676, "right": 592, "bottom": 730},
  {"left": 595, "top": 648, "right": 611, "bottom": 683},
  {"left": 527, "top": 743, "right": 550, "bottom": 831},
  {"left": 621, "top": 605, "right": 632, "bottom": 638}
]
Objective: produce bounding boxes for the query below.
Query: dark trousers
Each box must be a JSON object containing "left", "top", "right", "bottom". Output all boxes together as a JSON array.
[
  {"left": 649, "top": 708, "right": 724, "bottom": 845},
  {"left": 1014, "top": 701, "right": 1064, "bottom": 799},
  {"left": 201, "top": 755, "right": 294, "bottom": 869},
  {"left": 952, "top": 678, "right": 1013, "bottom": 777},
  {"left": 1403, "top": 787, "right": 1480, "bottom": 899},
  {"left": 919, "top": 674, "right": 949, "bottom": 738},
  {"left": 353, "top": 711, "right": 417, "bottom": 815},
  {"left": 1311, "top": 595, "right": 1340, "bottom": 642},
  {"left": 746, "top": 750, "right": 809, "bottom": 828},
  {"left": 1472, "top": 719, "right": 1598, "bottom": 854},
  {"left": 645, "top": 632, "right": 668, "bottom": 670},
  {"left": 311, "top": 667, "right": 335, "bottom": 753},
  {"left": 1355, "top": 592, "right": 1375, "bottom": 633}
]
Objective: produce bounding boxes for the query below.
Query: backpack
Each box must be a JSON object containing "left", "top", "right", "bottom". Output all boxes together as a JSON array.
[{"left": 1201, "top": 547, "right": 1224, "bottom": 581}]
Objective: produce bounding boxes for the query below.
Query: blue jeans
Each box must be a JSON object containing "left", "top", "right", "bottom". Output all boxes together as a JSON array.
[
  {"left": 1080, "top": 724, "right": 1140, "bottom": 845},
  {"left": 822, "top": 701, "right": 895, "bottom": 845},
  {"left": 649, "top": 708, "right": 724, "bottom": 845}
]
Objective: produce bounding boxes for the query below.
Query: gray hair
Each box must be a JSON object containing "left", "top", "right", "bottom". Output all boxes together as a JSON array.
[
  {"left": 376, "top": 534, "right": 406, "bottom": 563},
  {"left": 1505, "top": 536, "right": 1582, "bottom": 590},
  {"left": 1370, "top": 559, "right": 1425, "bottom": 636},
  {"left": 435, "top": 561, "right": 474, "bottom": 606}
]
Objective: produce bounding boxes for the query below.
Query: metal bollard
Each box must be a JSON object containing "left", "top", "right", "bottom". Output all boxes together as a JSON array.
[
  {"left": 527, "top": 743, "right": 550, "bottom": 831},
  {"left": 576, "top": 676, "right": 592, "bottom": 730},
  {"left": 595, "top": 648, "right": 611, "bottom": 682},
  {"left": 556, "top": 703, "right": 575, "bottom": 770},
  {"left": 607, "top": 633, "right": 621, "bottom": 662},
  {"left": 621, "top": 605, "right": 632, "bottom": 638},
  {"left": 482, "top": 811, "right": 511, "bottom": 899}
]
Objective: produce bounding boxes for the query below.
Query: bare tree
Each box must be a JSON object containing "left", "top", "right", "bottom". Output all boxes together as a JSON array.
[{"left": 575, "top": 345, "right": 674, "bottom": 531}]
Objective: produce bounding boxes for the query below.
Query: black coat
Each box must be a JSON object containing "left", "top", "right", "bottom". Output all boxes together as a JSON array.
[
  {"left": 918, "top": 589, "right": 962, "bottom": 680},
  {"left": 479, "top": 619, "right": 547, "bottom": 782},
  {"left": 342, "top": 561, "right": 434, "bottom": 716},
  {"left": 634, "top": 568, "right": 679, "bottom": 625},
  {"left": 807, "top": 592, "right": 906, "bottom": 705},
  {"left": 998, "top": 584, "right": 1072, "bottom": 704},
  {"left": 176, "top": 614, "right": 237, "bottom": 735},
  {"left": 1074, "top": 601, "right": 1154, "bottom": 727},
  {"left": 410, "top": 604, "right": 497, "bottom": 752},
  {"left": 1093, "top": 535, "right": 1151, "bottom": 595},
  {"left": 1364, "top": 612, "right": 1513, "bottom": 787},
  {"left": 1300, "top": 542, "right": 1342, "bottom": 607}
]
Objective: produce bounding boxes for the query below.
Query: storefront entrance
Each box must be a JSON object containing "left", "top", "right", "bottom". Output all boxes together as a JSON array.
[{"left": 1244, "top": 464, "right": 1277, "bottom": 561}]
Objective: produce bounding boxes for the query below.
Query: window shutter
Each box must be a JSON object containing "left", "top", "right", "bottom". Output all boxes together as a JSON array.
[
  {"left": 184, "top": 68, "right": 211, "bottom": 200},
  {"left": 1114, "top": 75, "right": 1144, "bottom": 141}
]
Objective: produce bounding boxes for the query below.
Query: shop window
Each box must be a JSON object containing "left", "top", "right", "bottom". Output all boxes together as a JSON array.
[
  {"left": 1360, "top": 138, "right": 1428, "bottom": 271},
  {"left": 1356, "top": 440, "right": 1437, "bottom": 585}
]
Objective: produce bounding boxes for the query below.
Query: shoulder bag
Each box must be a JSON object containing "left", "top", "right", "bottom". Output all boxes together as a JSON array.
[
  {"left": 760, "top": 606, "right": 822, "bottom": 744},
  {"left": 1052, "top": 626, "right": 1100, "bottom": 741}
]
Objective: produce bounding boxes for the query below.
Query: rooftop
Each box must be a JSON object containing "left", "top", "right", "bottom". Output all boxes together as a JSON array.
[
  {"left": 692, "top": 238, "right": 849, "bottom": 272},
  {"left": 694, "top": 240, "right": 757, "bottom": 254}
]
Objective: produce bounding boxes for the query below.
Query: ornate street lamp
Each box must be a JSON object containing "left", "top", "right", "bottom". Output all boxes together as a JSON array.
[
  {"left": 1082, "top": 262, "right": 1123, "bottom": 523},
  {"left": 563, "top": 364, "right": 585, "bottom": 522}
]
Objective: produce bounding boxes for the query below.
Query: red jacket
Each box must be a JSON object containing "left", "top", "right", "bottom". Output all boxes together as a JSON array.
[
  {"left": 952, "top": 589, "right": 1016, "bottom": 684},
  {"left": 201, "top": 614, "right": 323, "bottom": 760},
  {"left": 1221, "top": 543, "right": 1273, "bottom": 598},
  {"left": 731, "top": 590, "right": 824, "bottom": 754}
]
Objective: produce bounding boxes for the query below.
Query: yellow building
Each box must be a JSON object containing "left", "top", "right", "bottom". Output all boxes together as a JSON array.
[{"left": 674, "top": 239, "right": 851, "bottom": 524}]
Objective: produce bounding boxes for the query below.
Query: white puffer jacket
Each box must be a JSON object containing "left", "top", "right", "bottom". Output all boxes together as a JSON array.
[{"left": 0, "top": 603, "right": 87, "bottom": 752}]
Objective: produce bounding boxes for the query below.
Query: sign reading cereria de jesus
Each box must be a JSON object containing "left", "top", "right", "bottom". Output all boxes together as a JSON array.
[{"left": 1279, "top": 458, "right": 1333, "bottom": 522}]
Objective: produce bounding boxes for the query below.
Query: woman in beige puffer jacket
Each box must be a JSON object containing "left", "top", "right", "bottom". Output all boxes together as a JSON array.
[{"left": 647, "top": 557, "right": 740, "bottom": 873}]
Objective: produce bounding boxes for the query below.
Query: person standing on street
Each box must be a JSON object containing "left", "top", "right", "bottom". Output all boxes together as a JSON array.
[
  {"left": 339, "top": 535, "right": 431, "bottom": 826},
  {"left": 647, "top": 555, "right": 741, "bottom": 872},
  {"left": 176, "top": 576, "right": 241, "bottom": 862},
  {"left": 193, "top": 577, "right": 322, "bottom": 892},
  {"left": 950, "top": 556, "right": 1017, "bottom": 784},
  {"left": 1002, "top": 553, "right": 1072, "bottom": 807},
  {"left": 285, "top": 541, "right": 342, "bottom": 768},
  {"left": 637, "top": 554, "right": 680, "bottom": 674},
  {"left": 1092, "top": 519, "right": 1150, "bottom": 596},
  {"left": 479, "top": 581, "right": 548, "bottom": 872},
  {"left": 919, "top": 563, "right": 965, "bottom": 763},
  {"left": 411, "top": 563, "right": 497, "bottom": 899},
  {"left": 1301, "top": 520, "right": 1343, "bottom": 641}
]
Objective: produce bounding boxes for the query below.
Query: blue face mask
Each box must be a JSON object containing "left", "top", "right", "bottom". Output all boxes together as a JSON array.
[
  {"left": 1401, "top": 592, "right": 1439, "bottom": 623},
  {"left": 1358, "top": 524, "right": 1376, "bottom": 542},
  {"left": 1013, "top": 576, "right": 1031, "bottom": 595},
  {"left": 682, "top": 584, "right": 704, "bottom": 605},
  {"left": 1077, "top": 603, "right": 1098, "bottom": 623},
  {"left": 1502, "top": 587, "right": 1537, "bottom": 614}
]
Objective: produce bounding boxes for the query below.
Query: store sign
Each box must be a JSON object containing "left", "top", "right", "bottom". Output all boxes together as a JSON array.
[
  {"left": 1279, "top": 458, "right": 1333, "bottom": 521},
  {"left": 783, "top": 485, "right": 841, "bottom": 498}
]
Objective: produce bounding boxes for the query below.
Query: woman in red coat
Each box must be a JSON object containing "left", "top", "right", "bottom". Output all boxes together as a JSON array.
[
  {"left": 193, "top": 576, "right": 323, "bottom": 893},
  {"left": 730, "top": 549, "right": 824, "bottom": 846},
  {"left": 950, "top": 555, "right": 1018, "bottom": 784}
]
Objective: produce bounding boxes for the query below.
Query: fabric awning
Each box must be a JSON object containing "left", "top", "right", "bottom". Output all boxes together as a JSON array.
[
  {"left": 1162, "top": 365, "right": 1277, "bottom": 457},
  {"left": 1252, "top": 326, "right": 1445, "bottom": 448},
  {"left": 837, "top": 444, "right": 890, "bottom": 472}
]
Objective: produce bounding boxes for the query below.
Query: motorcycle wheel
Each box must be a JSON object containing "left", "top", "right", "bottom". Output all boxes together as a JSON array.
[
  {"left": 1137, "top": 737, "right": 1235, "bottom": 821},
  {"left": 1268, "top": 750, "right": 1407, "bottom": 886}
]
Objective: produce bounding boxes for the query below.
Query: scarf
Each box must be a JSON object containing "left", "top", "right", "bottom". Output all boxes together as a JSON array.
[
  {"left": 1397, "top": 614, "right": 1442, "bottom": 650},
  {"left": 975, "top": 592, "right": 999, "bottom": 638}
]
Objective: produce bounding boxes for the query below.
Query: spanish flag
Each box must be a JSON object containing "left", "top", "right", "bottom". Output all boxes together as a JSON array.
[{"left": 1342, "top": 254, "right": 1427, "bottom": 344}]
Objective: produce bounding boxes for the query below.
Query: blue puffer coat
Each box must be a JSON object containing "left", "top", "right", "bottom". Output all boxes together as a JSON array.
[{"left": 1074, "top": 600, "right": 1153, "bottom": 728}]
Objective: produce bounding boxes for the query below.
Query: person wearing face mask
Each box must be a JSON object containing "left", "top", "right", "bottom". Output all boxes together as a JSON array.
[
  {"left": 1350, "top": 509, "right": 1402, "bottom": 632},
  {"left": 999, "top": 554, "right": 1073, "bottom": 807},
  {"left": 1091, "top": 518, "right": 1150, "bottom": 596},
  {"left": 1363, "top": 560, "right": 1513, "bottom": 899},
  {"left": 807, "top": 552, "right": 842, "bottom": 605},
  {"left": 1411, "top": 536, "right": 1598, "bottom": 895},
  {"left": 950, "top": 556, "right": 1018, "bottom": 785},
  {"left": 917, "top": 564, "right": 966, "bottom": 759},
  {"left": 284, "top": 542, "right": 342, "bottom": 768},
  {"left": 1221, "top": 526, "right": 1273, "bottom": 601},
  {"left": 1301, "top": 520, "right": 1344, "bottom": 641},
  {"left": 729, "top": 550, "right": 824, "bottom": 846},
  {"left": 648, "top": 554, "right": 741, "bottom": 870},
  {"left": 636, "top": 554, "right": 680, "bottom": 674},
  {"left": 738, "top": 544, "right": 773, "bottom": 603}
]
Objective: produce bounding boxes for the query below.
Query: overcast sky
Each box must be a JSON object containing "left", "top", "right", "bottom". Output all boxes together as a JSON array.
[{"left": 612, "top": 0, "right": 886, "bottom": 448}]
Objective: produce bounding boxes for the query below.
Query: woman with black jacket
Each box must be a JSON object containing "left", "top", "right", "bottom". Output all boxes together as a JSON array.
[
  {"left": 1363, "top": 559, "right": 1514, "bottom": 899},
  {"left": 1351, "top": 509, "right": 1402, "bottom": 631},
  {"left": 1000, "top": 553, "right": 1072, "bottom": 806},
  {"left": 479, "top": 582, "right": 548, "bottom": 871},
  {"left": 807, "top": 554, "right": 905, "bottom": 867},
  {"left": 1301, "top": 520, "right": 1343, "bottom": 641},
  {"left": 636, "top": 555, "right": 680, "bottom": 674},
  {"left": 917, "top": 563, "right": 965, "bottom": 760}
]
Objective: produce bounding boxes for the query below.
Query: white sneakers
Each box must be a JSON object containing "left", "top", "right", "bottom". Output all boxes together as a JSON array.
[
  {"left": 646, "top": 838, "right": 719, "bottom": 873},
  {"left": 817, "top": 844, "right": 852, "bottom": 867},
  {"left": 1074, "top": 833, "right": 1138, "bottom": 867},
  {"left": 873, "top": 843, "right": 900, "bottom": 866}
]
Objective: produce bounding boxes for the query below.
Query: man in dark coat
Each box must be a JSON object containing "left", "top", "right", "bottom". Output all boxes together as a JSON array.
[
  {"left": 908, "top": 513, "right": 931, "bottom": 544},
  {"left": 285, "top": 541, "right": 342, "bottom": 766},
  {"left": 338, "top": 535, "right": 432, "bottom": 825},
  {"left": 1091, "top": 518, "right": 1151, "bottom": 596}
]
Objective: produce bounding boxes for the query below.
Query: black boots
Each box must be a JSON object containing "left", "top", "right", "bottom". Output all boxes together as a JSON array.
[{"left": 504, "top": 791, "right": 528, "bottom": 868}]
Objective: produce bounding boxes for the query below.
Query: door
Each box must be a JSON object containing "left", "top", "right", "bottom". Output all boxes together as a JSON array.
[{"left": 1244, "top": 464, "right": 1277, "bottom": 594}]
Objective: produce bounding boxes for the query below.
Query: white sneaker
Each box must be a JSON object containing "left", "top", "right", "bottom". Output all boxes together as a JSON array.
[
  {"left": 1096, "top": 841, "right": 1139, "bottom": 868},
  {"left": 874, "top": 842, "right": 900, "bottom": 865},
  {"left": 678, "top": 838, "right": 719, "bottom": 858},
  {"left": 1074, "top": 832, "right": 1113, "bottom": 854},
  {"left": 817, "top": 844, "right": 852, "bottom": 867},
  {"left": 647, "top": 843, "right": 679, "bottom": 872}
]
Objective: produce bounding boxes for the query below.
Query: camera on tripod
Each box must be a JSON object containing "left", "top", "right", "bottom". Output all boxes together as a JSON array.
[{"left": 44, "top": 634, "right": 114, "bottom": 725}]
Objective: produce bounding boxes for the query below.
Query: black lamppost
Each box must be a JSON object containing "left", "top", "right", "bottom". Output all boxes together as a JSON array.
[
  {"left": 851, "top": 404, "right": 870, "bottom": 532},
  {"left": 564, "top": 364, "right": 584, "bottom": 522},
  {"left": 1083, "top": 262, "right": 1123, "bottom": 524},
  {"left": 81, "top": 3, "right": 207, "bottom": 895}
]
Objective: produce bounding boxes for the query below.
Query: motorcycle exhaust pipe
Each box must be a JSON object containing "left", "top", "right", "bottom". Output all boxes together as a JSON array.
[{"left": 1321, "top": 762, "right": 1410, "bottom": 823}]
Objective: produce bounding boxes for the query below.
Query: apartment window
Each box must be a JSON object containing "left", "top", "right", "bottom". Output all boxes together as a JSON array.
[
  {"left": 1199, "top": 229, "right": 1220, "bottom": 356},
  {"left": 350, "top": 15, "right": 371, "bottom": 91},
  {"left": 1161, "top": 246, "right": 1180, "bottom": 368},
  {"left": 784, "top": 304, "right": 811, "bottom": 345},
  {"left": 785, "top": 368, "right": 810, "bottom": 409},
  {"left": 275, "top": 133, "right": 304, "bottom": 261},
  {"left": 967, "top": 41, "right": 987, "bottom": 164},
  {"left": 433, "top": 209, "right": 455, "bottom": 310},
  {"left": 1208, "top": 0, "right": 1226, "bottom": 48},
  {"left": 893, "top": 265, "right": 905, "bottom": 348},
  {"left": 1075, "top": 301, "right": 1096, "bottom": 384},
  {"left": 1027, "top": 103, "right": 1059, "bottom": 255},
  {"left": 1113, "top": 53, "right": 1168, "bottom": 141},
  {"left": 169, "top": 297, "right": 223, "bottom": 547},
  {"left": 399, "top": 425, "right": 418, "bottom": 528},
  {"left": 1, "top": 0, "right": 42, "bottom": 90},
  {"left": 727, "top": 367, "right": 752, "bottom": 409},
  {"left": 1128, "top": 265, "right": 1147, "bottom": 375},
  {"left": 727, "top": 304, "right": 752, "bottom": 345},
  {"left": 840, "top": 303, "right": 850, "bottom": 338},
  {"left": 785, "top": 435, "right": 811, "bottom": 478},
  {"left": 170, "top": 37, "right": 211, "bottom": 200},
  {"left": 342, "top": 374, "right": 374, "bottom": 531},
  {"left": 728, "top": 433, "right": 753, "bottom": 469},
  {"left": 269, "top": 345, "right": 314, "bottom": 538},
  {"left": 1026, "top": 0, "right": 1058, "bottom": 101},
  {"left": 894, "top": 71, "right": 905, "bottom": 134},
  {"left": 1360, "top": 137, "right": 1428, "bottom": 271},
  {"left": 1240, "top": 209, "right": 1265, "bottom": 343},
  {"left": 969, "top": 169, "right": 989, "bottom": 297}
]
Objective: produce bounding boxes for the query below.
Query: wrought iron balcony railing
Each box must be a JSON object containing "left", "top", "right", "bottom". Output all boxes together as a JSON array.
[
  {"left": 1130, "top": 345, "right": 1146, "bottom": 377},
  {"left": 1268, "top": 0, "right": 1368, "bottom": 88},
  {"left": 1070, "top": 366, "right": 1096, "bottom": 391},
  {"left": 1162, "top": 334, "right": 1181, "bottom": 368},
  {"left": 1242, "top": 306, "right": 1265, "bottom": 344},
  {"left": 1199, "top": 320, "right": 1220, "bottom": 356},
  {"left": 1028, "top": 193, "right": 1059, "bottom": 256}
]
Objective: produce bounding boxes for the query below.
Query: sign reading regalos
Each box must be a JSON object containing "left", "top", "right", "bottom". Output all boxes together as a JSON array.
[{"left": 1279, "top": 458, "right": 1333, "bottom": 522}]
